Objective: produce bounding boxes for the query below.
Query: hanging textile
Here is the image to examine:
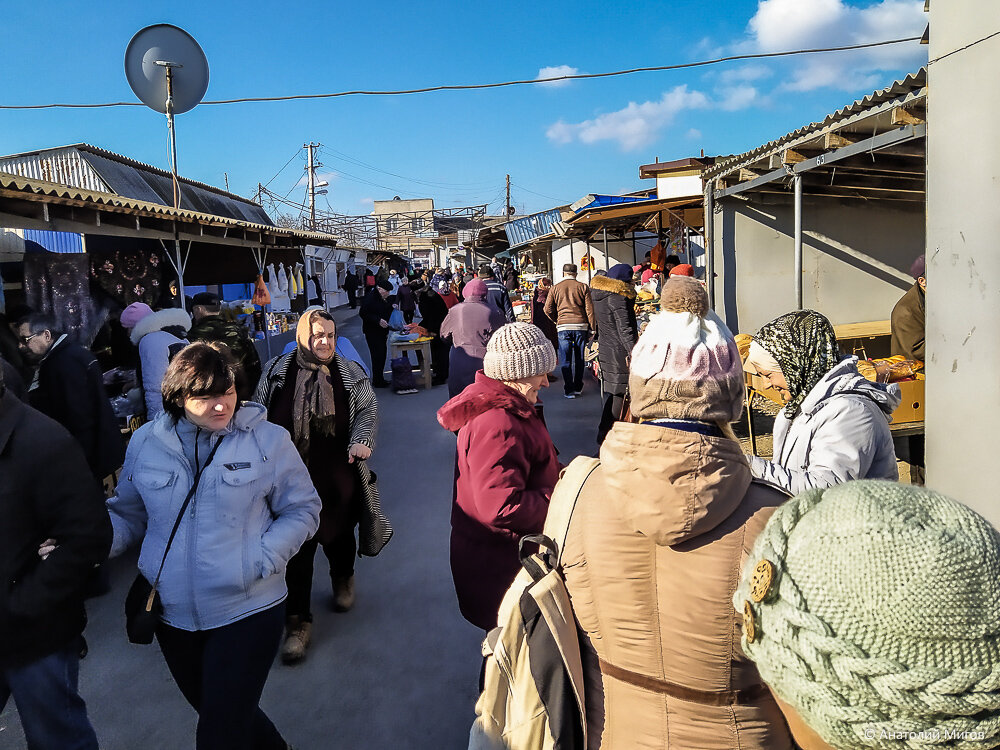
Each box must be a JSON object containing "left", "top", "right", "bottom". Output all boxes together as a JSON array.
[
  {"left": 89, "top": 246, "right": 164, "bottom": 307},
  {"left": 23, "top": 252, "right": 104, "bottom": 346},
  {"left": 667, "top": 213, "right": 689, "bottom": 258}
]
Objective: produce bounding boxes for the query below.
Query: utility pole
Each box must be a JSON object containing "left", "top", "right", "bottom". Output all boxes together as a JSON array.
[
  {"left": 305, "top": 142, "right": 317, "bottom": 230},
  {"left": 505, "top": 174, "right": 511, "bottom": 217},
  {"left": 224, "top": 172, "right": 230, "bottom": 192}
]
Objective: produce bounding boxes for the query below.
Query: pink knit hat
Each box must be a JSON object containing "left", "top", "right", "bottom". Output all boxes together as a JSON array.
[
  {"left": 463, "top": 278, "right": 488, "bottom": 300},
  {"left": 627, "top": 277, "right": 744, "bottom": 422},
  {"left": 120, "top": 302, "right": 154, "bottom": 329}
]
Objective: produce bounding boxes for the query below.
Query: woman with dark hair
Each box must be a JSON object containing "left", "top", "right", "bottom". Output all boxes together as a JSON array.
[
  {"left": 106, "top": 342, "right": 321, "bottom": 750},
  {"left": 255, "top": 309, "right": 390, "bottom": 664}
]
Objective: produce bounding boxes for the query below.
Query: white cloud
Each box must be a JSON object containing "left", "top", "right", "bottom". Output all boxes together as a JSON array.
[
  {"left": 546, "top": 85, "right": 710, "bottom": 151},
  {"left": 536, "top": 65, "right": 582, "bottom": 88},
  {"left": 746, "top": 0, "right": 927, "bottom": 91},
  {"left": 718, "top": 64, "right": 773, "bottom": 84},
  {"left": 685, "top": 128, "right": 703, "bottom": 140},
  {"left": 718, "top": 85, "right": 760, "bottom": 111}
]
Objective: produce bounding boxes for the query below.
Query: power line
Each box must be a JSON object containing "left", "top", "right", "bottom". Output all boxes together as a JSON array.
[
  {"left": 511, "top": 183, "right": 570, "bottom": 204},
  {"left": 318, "top": 145, "right": 497, "bottom": 189},
  {"left": 0, "top": 37, "right": 922, "bottom": 110},
  {"left": 261, "top": 147, "right": 304, "bottom": 190}
]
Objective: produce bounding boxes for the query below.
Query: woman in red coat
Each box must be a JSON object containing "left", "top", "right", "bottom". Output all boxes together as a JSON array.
[{"left": 436, "top": 322, "right": 559, "bottom": 630}]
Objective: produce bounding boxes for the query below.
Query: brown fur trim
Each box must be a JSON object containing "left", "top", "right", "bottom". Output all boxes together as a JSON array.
[
  {"left": 590, "top": 274, "right": 636, "bottom": 299},
  {"left": 660, "top": 277, "right": 708, "bottom": 316}
]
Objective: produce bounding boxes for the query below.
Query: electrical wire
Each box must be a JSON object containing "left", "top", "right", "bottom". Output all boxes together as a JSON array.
[
  {"left": 511, "top": 183, "right": 569, "bottom": 204},
  {"left": 260, "top": 147, "right": 304, "bottom": 190},
  {"left": 319, "top": 145, "right": 497, "bottom": 189},
  {"left": 0, "top": 37, "right": 922, "bottom": 110}
]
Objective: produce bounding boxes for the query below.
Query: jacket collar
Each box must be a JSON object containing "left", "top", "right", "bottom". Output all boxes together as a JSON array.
[
  {"left": 798, "top": 357, "right": 900, "bottom": 417},
  {"left": 590, "top": 274, "right": 636, "bottom": 299},
  {"left": 436, "top": 370, "right": 536, "bottom": 431},
  {"left": 130, "top": 307, "right": 192, "bottom": 345}
]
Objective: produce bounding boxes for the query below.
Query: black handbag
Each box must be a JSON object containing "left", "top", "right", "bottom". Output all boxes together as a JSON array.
[{"left": 125, "top": 436, "right": 225, "bottom": 644}]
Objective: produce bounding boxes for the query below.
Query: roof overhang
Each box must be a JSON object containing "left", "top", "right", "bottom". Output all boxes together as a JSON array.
[
  {"left": 556, "top": 196, "right": 704, "bottom": 240},
  {"left": 639, "top": 157, "right": 713, "bottom": 179}
]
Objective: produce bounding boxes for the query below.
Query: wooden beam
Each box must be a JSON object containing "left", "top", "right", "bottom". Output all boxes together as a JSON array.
[
  {"left": 739, "top": 168, "right": 762, "bottom": 182},
  {"left": 824, "top": 132, "right": 856, "bottom": 149},
  {"left": 891, "top": 107, "right": 925, "bottom": 126},
  {"left": 782, "top": 149, "right": 806, "bottom": 165}
]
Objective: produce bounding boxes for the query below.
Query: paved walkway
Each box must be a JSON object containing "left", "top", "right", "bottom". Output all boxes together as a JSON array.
[{"left": 1, "top": 307, "right": 605, "bottom": 749}]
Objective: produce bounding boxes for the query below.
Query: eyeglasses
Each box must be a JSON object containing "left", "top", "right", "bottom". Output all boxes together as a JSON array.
[{"left": 18, "top": 332, "right": 41, "bottom": 345}]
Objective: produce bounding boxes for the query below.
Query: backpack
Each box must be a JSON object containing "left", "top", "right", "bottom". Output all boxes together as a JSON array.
[{"left": 469, "top": 456, "right": 600, "bottom": 750}]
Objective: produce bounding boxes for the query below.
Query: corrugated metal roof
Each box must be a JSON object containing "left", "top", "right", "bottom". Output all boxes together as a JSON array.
[
  {"left": 704, "top": 68, "right": 927, "bottom": 179},
  {"left": 0, "top": 143, "right": 273, "bottom": 225},
  {"left": 0, "top": 171, "right": 337, "bottom": 246},
  {"left": 504, "top": 208, "right": 564, "bottom": 250},
  {"left": 22, "top": 229, "right": 84, "bottom": 254}
]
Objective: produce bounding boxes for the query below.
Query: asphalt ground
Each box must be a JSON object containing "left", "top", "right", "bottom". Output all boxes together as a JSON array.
[{"left": 0, "top": 306, "right": 605, "bottom": 750}]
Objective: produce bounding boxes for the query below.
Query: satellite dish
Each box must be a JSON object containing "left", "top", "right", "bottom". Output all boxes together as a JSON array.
[{"left": 125, "top": 24, "right": 209, "bottom": 115}]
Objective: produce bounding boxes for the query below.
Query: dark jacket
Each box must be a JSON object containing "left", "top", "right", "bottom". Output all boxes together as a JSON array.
[
  {"left": 440, "top": 300, "right": 504, "bottom": 398},
  {"left": 30, "top": 337, "right": 124, "bottom": 479},
  {"left": 359, "top": 289, "right": 393, "bottom": 337},
  {"left": 544, "top": 277, "right": 596, "bottom": 329},
  {"left": 187, "top": 315, "right": 263, "bottom": 402},
  {"left": 890, "top": 282, "right": 925, "bottom": 361},
  {"left": 590, "top": 275, "right": 638, "bottom": 393},
  {"left": 0, "top": 392, "right": 112, "bottom": 668},
  {"left": 531, "top": 287, "right": 559, "bottom": 352},
  {"left": 255, "top": 352, "right": 391, "bottom": 557},
  {"left": 437, "top": 372, "right": 560, "bottom": 630},
  {"left": 1, "top": 357, "right": 26, "bottom": 401},
  {"left": 418, "top": 289, "right": 449, "bottom": 335},
  {"left": 484, "top": 280, "right": 515, "bottom": 323},
  {"left": 397, "top": 283, "right": 416, "bottom": 312}
]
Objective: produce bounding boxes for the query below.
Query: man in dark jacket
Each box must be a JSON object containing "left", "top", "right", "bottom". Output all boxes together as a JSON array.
[
  {"left": 344, "top": 270, "right": 361, "bottom": 309},
  {"left": 417, "top": 284, "right": 451, "bottom": 385},
  {"left": 544, "top": 264, "right": 596, "bottom": 398},
  {"left": 0, "top": 365, "right": 112, "bottom": 750},
  {"left": 359, "top": 281, "right": 393, "bottom": 387},
  {"left": 186, "top": 292, "right": 263, "bottom": 402},
  {"left": 478, "top": 265, "right": 515, "bottom": 323},
  {"left": 16, "top": 314, "right": 124, "bottom": 482},
  {"left": 590, "top": 263, "right": 639, "bottom": 444}
]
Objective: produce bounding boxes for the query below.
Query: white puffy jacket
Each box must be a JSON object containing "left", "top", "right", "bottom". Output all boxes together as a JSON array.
[{"left": 130, "top": 308, "right": 191, "bottom": 418}]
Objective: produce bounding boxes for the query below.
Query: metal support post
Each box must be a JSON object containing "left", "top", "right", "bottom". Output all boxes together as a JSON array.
[
  {"left": 603, "top": 227, "right": 610, "bottom": 272},
  {"left": 704, "top": 181, "right": 715, "bottom": 308},
  {"left": 793, "top": 174, "right": 803, "bottom": 310}
]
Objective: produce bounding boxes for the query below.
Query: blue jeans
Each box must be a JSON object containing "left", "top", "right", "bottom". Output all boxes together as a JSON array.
[
  {"left": 0, "top": 642, "right": 98, "bottom": 750},
  {"left": 557, "top": 330, "right": 586, "bottom": 395}
]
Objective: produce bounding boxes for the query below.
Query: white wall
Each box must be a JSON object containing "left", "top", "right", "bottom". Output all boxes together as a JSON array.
[
  {"left": 712, "top": 195, "right": 922, "bottom": 334},
  {"left": 655, "top": 173, "right": 703, "bottom": 200},
  {"left": 549, "top": 235, "right": 658, "bottom": 279},
  {"left": 925, "top": 0, "right": 1000, "bottom": 521}
]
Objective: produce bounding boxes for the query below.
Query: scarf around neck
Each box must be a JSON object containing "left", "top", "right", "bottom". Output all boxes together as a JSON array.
[
  {"left": 754, "top": 309, "right": 841, "bottom": 418},
  {"left": 292, "top": 312, "right": 337, "bottom": 457}
]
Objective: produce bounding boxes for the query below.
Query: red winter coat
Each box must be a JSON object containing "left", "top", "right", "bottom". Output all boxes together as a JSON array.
[{"left": 437, "top": 371, "right": 560, "bottom": 630}]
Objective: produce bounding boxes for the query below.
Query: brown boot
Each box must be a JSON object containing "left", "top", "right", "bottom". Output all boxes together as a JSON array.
[
  {"left": 280, "top": 617, "right": 312, "bottom": 664},
  {"left": 332, "top": 575, "right": 355, "bottom": 613}
]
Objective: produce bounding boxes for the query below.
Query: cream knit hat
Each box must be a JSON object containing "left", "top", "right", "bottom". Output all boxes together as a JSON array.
[{"left": 483, "top": 323, "right": 557, "bottom": 381}]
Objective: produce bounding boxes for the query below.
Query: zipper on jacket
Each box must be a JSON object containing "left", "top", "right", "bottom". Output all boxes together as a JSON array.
[{"left": 189, "top": 428, "right": 202, "bottom": 630}]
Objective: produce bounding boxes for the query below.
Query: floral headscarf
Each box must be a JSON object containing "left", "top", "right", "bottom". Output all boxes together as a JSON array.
[{"left": 754, "top": 310, "right": 841, "bottom": 418}]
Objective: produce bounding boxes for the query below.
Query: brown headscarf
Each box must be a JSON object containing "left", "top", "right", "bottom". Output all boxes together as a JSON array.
[{"left": 292, "top": 309, "right": 337, "bottom": 457}]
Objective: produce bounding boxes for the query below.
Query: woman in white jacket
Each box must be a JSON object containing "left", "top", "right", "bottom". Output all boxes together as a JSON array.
[{"left": 744, "top": 310, "right": 899, "bottom": 495}]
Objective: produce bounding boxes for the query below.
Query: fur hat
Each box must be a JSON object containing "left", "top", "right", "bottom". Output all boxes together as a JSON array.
[
  {"left": 736, "top": 480, "right": 1000, "bottom": 748},
  {"left": 483, "top": 323, "right": 557, "bottom": 381},
  {"left": 627, "top": 277, "right": 743, "bottom": 422}
]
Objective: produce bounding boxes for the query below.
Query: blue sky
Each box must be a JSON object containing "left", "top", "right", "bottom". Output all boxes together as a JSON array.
[{"left": 1, "top": 0, "right": 927, "bottom": 219}]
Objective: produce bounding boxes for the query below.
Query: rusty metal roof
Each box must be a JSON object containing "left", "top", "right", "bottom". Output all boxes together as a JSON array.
[{"left": 704, "top": 68, "right": 927, "bottom": 180}]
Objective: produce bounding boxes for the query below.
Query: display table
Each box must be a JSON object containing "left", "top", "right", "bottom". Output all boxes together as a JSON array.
[{"left": 389, "top": 337, "right": 433, "bottom": 390}]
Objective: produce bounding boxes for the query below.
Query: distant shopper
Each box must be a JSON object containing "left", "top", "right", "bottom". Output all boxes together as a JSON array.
[
  {"left": 387, "top": 269, "right": 402, "bottom": 295},
  {"left": 737, "top": 480, "right": 1000, "bottom": 750},
  {"left": 255, "top": 310, "right": 389, "bottom": 665},
  {"left": 438, "top": 279, "right": 460, "bottom": 310},
  {"left": 440, "top": 279, "right": 504, "bottom": 397},
  {"left": 477, "top": 265, "right": 515, "bottom": 323},
  {"left": 106, "top": 342, "right": 321, "bottom": 750},
  {"left": 418, "top": 281, "right": 451, "bottom": 385},
  {"left": 436, "top": 323, "right": 559, "bottom": 630},
  {"left": 187, "top": 292, "right": 262, "bottom": 402},
  {"left": 1, "top": 364, "right": 112, "bottom": 750},
  {"left": 16, "top": 313, "right": 124, "bottom": 482},
  {"left": 359, "top": 280, "right": 394, "bottom": 388},
  {"left": 590, "top": 263, "right": 638, "bottom": 444},
  {"left": 890, "top": 254, "right": 926, "bottom": 362},
  {"left": 344, "top": 270, "right": 361, "bottom": 309},
  {"left": 397, "top": 279, "right": 417, "bottom": 324},
  {"left": 743, "top": 310, "right": 899, "bottom": 494},
  {"left": 544, "top": 263, "right": 596, "bottom": 398},
  {"left": 120, "top": 302, "right": 191, "bottom": 419},
  {"left": 530, "top": 278, "right": 559, "bottom": 355},
  {"left": 668, "top": 263, "right": 696, "bottom": 277}
]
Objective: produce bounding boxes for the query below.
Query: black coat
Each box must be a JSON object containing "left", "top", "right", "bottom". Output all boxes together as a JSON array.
[
  {"left": 359, "top": 290, "right": 393, "bottom": 337},
  {"left": 29, "top": 338, "right": 124, "bottom": 479},
  {"left": 418, "top": 290, "right": 449, "bottom": 335},
  {"left": 0, "top": 392, "right": 112, "bottom": 668},
  {"left": 590, "top": 275, "right": 639, "bottom": 393}
]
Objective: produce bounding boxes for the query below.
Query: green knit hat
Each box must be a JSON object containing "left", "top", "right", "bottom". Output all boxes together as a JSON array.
[{"left": 734, "top": 480, "right": 1000, "bottom": 748}]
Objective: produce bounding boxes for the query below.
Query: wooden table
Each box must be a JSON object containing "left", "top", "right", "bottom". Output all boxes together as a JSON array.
[{"left": 389, "top": 337, "right": 433, "bottom": 390}]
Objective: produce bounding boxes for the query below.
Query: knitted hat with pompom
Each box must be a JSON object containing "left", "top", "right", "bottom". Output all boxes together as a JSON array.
[{"left": 735, "top": 480, "right": 1000, "bottom": 749}]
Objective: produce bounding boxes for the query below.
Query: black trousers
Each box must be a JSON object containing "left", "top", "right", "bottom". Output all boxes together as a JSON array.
[
  {"left": 597, "top": 389, "right": 627, "bottom": 445},
  {"left": 155, "top": 605, "right": 286, "bottom": 750},
  {"left": 285, "top": 530, "right": 357, "bottom": 621},
  {"left": 365, "top": 331, "right": 388, "bottom": 384},
  {"left": 347, "top": 288, "right": 357, "bottom": 308},
  {"left": 403, "top": 309, "right": 415, "bottom": 324},
  {"left": 430, "top": 337, "right": 451, "bottom": 380}
]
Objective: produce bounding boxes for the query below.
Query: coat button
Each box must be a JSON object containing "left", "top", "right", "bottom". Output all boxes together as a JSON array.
[
  {"left": 743, "top": 600, "right": 757, "bottom": 644},
  {"left": 750, "top": 559, "right": 775, "bottom": 602}
]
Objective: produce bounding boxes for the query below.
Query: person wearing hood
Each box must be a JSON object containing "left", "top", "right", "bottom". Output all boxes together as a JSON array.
[
  {"left": 436, "top": 323, "right": 559, "bottom": 631},
  {"left": 590, "top": 263, "right": 639, "bottom": 445},
  {"left": 743, "top": 310, "right": 899, "bottom": 495},
  {"left": 439, "top": 278, "right": 505, "bottom": 398},
  {"left": 105, "top": 342, "right": 321, "bottom": 750},
  {"left": 121, "top": 302, "right": 192, "bottom": 420},
  {"left": 560, "top": 277, "right": 794, "bottom": 749},
  {"left": 255, "top": 309, "right": 389, "bottom": 664}
]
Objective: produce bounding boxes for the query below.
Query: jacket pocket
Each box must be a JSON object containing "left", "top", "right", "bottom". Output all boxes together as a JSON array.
[
  {"left": 241, "top": 527, "right": 264, "bottom": 597},
  {"left": 216, "top": 467, "right": 264, "bottom": 527},
  {"left": 134, "top": 468, "right": 178, "bottom": 526}
]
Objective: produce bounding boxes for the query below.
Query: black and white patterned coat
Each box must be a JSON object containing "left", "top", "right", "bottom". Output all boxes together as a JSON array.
[{"left": 254, "top": 352, "right": 392, "bottom": 557}]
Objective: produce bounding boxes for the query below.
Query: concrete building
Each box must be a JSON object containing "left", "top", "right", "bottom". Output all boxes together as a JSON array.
[
  {"left": 702, "top": 71, "right": 926, "bottom": 335},
  {"left": 372, "top": 197, "right": 436, "bottom": 259}
]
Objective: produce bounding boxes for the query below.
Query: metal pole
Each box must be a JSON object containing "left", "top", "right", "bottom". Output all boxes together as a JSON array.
[
  {"left": 306, "top": 142, "right": 316, "bottom": 230},
  {"left": 793, "top": 174, "right": 803, "bottom": 310},
  {"left": 603, "top": 227, "right": 610, "bottom": 271},
  {"left": 704, "top": 180, "right": 715, "bottom": 308},
  {"left": 162, "top": 65, "right": 186, "bottom": 306}
]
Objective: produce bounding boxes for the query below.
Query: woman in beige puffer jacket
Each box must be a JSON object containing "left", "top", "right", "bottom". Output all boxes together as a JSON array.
[{"left": 560, "top": 277, "right": 793, "bottom": 749}]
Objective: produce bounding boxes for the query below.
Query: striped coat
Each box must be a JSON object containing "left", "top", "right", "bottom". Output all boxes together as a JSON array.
[{"left": 254, "top": 352, "right": 392, "bottom": 557}]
